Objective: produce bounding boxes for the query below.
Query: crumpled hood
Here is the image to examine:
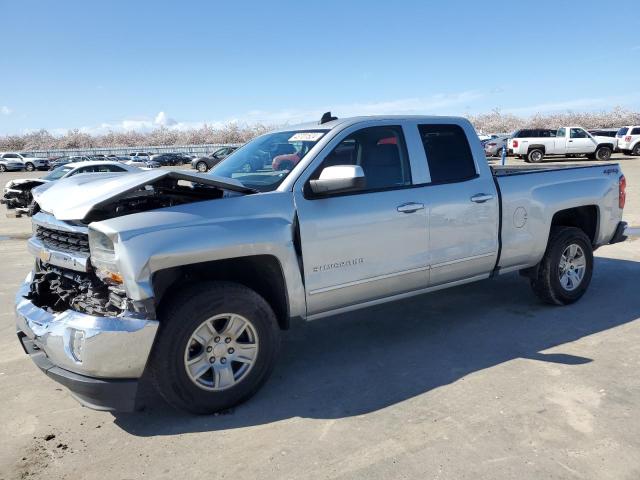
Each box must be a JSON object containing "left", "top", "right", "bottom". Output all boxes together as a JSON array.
[
  {"left": 33, "top": 169, "right": 253, "bottom": 221},
  {"left": 4, "top": 178, "right": 49, "bottom": 190}
]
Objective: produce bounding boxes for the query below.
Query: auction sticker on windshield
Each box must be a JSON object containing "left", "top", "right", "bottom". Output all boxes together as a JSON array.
[{"left": 289, "top": 132, "right": 324, "bottom": 142}]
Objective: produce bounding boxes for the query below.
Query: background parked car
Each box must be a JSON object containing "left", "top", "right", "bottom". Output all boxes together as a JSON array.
[
  {"left": 126, "top": 159, "right": 161, "bottom": 168},
  {"left": 2, "top": 161, "right": 140, "bottom": 211},
  {"left": 49, "top": 155, "right": 92, "bottom": 169},
  {"left": 0, "top": 152, "right": 49, "bottom": 171},
  {"left": 191, "top": 146, "right": 238, "bottom": 172},
  {"left": 151, "top": 153, "right": 189, "bottom": 166},
  {"left": 589, "top": 128, "right": 620, "bottom": 150},
  {"left": 129, "top": 152, "right": 152, "bottom": 162},
  {"left": 483, "top": 135, "right": 510, "bottom": 157},
  {"left": 0, "top": 155, "right": 25, "bottom": 172},
  {"left": 616, "top": 126, "right": 640, "bottom": 156}
]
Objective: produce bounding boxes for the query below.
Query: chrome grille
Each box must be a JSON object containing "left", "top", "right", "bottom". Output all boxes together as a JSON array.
[{"left": 35, "top": 226, "right": 90, "bottom": 254}]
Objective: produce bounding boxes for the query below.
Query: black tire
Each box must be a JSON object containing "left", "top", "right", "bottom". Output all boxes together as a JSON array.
[
  {"left": 25, "top": 162, "right": 35, "bottom": 172},
  {"left": 0, "top": 164, "right": 6, "bottom": 172},
  {"left": 530, "top": 227, "right": 593, "bottom": 305},
  {"left": 196, "top": 161, "right": 208, "bottom": 173},
  {"left": 148, "top": 281, "right": 281, "bottom": 414},
  {"left": 527, "top": 149, "right": 544, "bottom": 163},
  {"left": 632, "top": 144, "right": 640, "bottom": 156},
  {"left": 595, "top": 146, "right": 612, "bottom": 161}
]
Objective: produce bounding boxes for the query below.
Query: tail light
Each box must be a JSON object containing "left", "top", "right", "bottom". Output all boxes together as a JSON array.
[
  {"left": 625, "top": 136, "right": 632, "bottom": 142},
  {"left": 619, "top": 175, "right": 626, "bottom": 209},
  {"left": 512, "top": 140, "right": 519, "bottom": 148}
]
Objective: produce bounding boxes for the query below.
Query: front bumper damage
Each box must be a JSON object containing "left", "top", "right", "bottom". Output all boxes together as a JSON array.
[{"left": 15, "top": 272, "right": 159, "bottom": 411}]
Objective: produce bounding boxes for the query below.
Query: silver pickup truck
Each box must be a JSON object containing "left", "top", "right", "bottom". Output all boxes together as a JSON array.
[{"left": 15, "top": 115, "right": 632, "bottom": 414}]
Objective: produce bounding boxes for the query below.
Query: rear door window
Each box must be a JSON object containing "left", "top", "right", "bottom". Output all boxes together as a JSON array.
[
  {"left": 418, "top": 124, "right": 477, "bottom": 183},
  {"left": 631, "top": 127, "right": 640, "bottom": 135}
]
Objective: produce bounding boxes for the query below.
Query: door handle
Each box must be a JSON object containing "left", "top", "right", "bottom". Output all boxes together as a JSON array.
[
  {"left": 397, "top": 202, "right": 424, "bottom": 213},
  {"left": 470, "top": 193, "right": 494, "bottom": 203},
  {"left": 568, "top": 140, "right": 573, "bottom": 142}
]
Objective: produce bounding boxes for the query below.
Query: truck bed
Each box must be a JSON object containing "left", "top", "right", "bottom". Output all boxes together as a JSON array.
[
  {"left": 491, "top": 163, "right": 615, "bottom": 177},
  {"left": 492, "top": 161, "right": 623, "bottom": 275}
]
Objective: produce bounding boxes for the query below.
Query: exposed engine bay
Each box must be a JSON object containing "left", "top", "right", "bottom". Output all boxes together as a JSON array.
[
  {"left": 26, "top": 264, "right": 128, "bottom": 316},
  {"left": 83, "top": 177, "right": 231, "bottom": 223}
]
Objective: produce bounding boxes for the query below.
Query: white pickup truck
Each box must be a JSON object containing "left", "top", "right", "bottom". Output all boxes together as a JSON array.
[
  {"left": 508, "top": 127, "right": 616, "bottom": 163},
  {"left": 15, "top": 114, "right": 633, "bottom": 414}
]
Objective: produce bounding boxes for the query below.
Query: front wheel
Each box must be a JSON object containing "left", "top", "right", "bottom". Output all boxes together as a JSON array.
[
  {"left": 530, "top": 227, "right": 593, "bottom": 305},
  {"left": 196, "top": 161, "right": 208, "bottom": 172},
  {"left": 595, "top": 146, "right": 612, "bottom": 161},
  {"left": 148, "top": 282, "right": 281, "bottom": 414},
  {"left": 0, "top": 164, "right": 6, "bottom": 172},
  {"left": 25, "top": 162, "right": 35, "bottom": 172}
]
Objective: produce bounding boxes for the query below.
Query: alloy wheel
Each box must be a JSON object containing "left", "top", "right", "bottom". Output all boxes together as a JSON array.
[
  {"left": 184, "top": 313, "right": 259, "bottom": 391},
  {"left": 558, "top": 244, "right": 586, "bottom": 291}
]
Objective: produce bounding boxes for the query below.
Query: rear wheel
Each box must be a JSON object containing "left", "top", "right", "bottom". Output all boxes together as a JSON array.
[
  {"left": 527, "top": 149, "right": 544, "bottom": 163},
  {"left": 0, "top": 164, "right": 6, "bottom": 172},
  {"left": 148, "top": 282, "right": 281, "bottom": 414},
  {"left": 632, "top": 144, "right": 640, "bottom": 156},
  {"left": 595, "top": 146, "right": 612, "bottom": 161},
  {"left": 530, "top": 227, "right": 593, "bottom": 305}
]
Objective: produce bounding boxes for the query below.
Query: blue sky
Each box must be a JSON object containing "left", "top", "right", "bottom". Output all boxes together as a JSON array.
[{"left": 1, "top": 0, "right": 639, "bottom": 135}]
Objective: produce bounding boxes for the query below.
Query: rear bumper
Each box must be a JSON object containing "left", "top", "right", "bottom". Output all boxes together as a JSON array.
[
  {"left": 15, "top": 272, "right": 159, "bottom": 411},
  {"left": 610, "top": 221, "right": 639, "bottom": 244}
]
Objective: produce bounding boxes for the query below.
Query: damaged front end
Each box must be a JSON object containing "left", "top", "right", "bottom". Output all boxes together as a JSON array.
[
  {"left": 14, "top": 170, "right": 256, "bottom": 410},
  {"left": 2, "top": 180, "right": 45, "bottom": 211},
  {"left": 27, "top": 265, "right": 128, "bottom": 317}
]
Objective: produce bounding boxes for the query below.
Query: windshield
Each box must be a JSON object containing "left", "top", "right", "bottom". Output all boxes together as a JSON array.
[
  {"left": 617, "top": 127, "right": 629, "bottom": 137},
  {"left": 42, "top": 165, "right": 73, "bottom": 180},
  {"left": 210, "top": 130, "right": 326, "bottom": 191}
]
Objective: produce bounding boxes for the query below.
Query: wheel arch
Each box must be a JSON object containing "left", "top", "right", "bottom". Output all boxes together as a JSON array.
[
  {"left": 596, "top": 142, "right": 614, "bottom": 151},
  {"left": 153, "top": 255, "right": 291, "bottom": 330},
  {"left": 527, "top": 144, "right": 546, "bottom": 153},
  {"left": 550, "top": 205, "right": 599, "bottom": 245}
]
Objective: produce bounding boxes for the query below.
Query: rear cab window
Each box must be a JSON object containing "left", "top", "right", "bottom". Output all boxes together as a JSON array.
[{"left": 418, "top": 124, "right": 477, "bottom": 184}]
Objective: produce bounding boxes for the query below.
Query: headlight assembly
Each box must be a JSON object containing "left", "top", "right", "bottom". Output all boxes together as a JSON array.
[{"left": 88, "top": 229, "right": 123, "bottom": 284}]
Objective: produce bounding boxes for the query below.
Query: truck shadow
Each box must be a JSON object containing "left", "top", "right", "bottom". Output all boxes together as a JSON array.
[{"left": 113, "top": 254, "right": 640, "bottom": 436}]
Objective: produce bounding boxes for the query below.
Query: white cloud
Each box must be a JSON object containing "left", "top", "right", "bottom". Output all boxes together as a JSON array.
[
  {"left": 1, "top": 106, "right": 12, "bottom": 115},
  {"left": 47, "top": 92, "right": 484, "bottom": 135},
  {"left": 154, "top": 111, "right": 177, "bottom": 127}
]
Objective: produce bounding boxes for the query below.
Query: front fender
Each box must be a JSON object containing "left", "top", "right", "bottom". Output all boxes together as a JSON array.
[{"left": 92, "top": 192, "right": 307, "bottom": 319}]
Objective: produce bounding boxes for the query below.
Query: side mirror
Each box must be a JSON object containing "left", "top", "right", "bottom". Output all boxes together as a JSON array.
[{"left": 309, "top": 165, "right": 365, "bottom": 195}]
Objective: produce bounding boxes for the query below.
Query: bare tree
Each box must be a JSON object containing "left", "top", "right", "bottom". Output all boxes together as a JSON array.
[{"left": 2, "top": 109, "right": 640, "bottom": 151}]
